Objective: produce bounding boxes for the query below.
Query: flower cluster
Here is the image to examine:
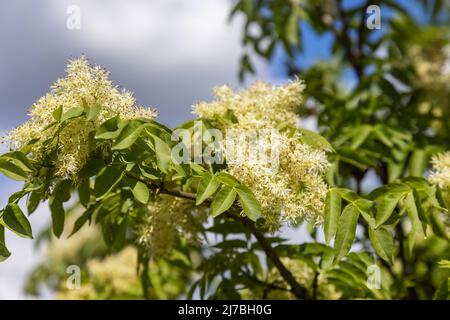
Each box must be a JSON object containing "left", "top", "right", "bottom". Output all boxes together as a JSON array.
[
  {"left": 409, "top": 44, "right": 450, "bottom": 91},
  {"left": 56, "top": 247, "right": 140, "bottom": 300},
  {"left": 193, "top": 81, "right": 329, "bottom": 229},
  {"left": 4, "top": 57, "right": 157, "bottom": 179},
  {"left": 55, "top": 245, "right": 190, "bottom": 300},
  {"left": 86, "top": 247, "right": 139, "bottom": 293},
  {"left": 430, "top": 152, "right": 450, "bottom": 188},
  {"left": 137, "top": 195, "right": 207, "bottom": 257},
  {"left": 430, "top": 152, "right": 450, "bottom": 208}
]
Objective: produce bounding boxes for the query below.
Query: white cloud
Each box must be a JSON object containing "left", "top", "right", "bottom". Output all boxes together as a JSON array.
[{"left": 48, "top": 0, "right": 258, "bottom": 72}]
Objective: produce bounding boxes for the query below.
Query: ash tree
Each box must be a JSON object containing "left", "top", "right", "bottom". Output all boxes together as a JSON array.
[{"left": 1, "top": 0, "right": 449, "bottom": 300}]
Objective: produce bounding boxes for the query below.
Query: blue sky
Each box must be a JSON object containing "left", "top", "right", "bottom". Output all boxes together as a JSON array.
[{"left": 270, "top": 0, "right": 428, "bottom": 82}]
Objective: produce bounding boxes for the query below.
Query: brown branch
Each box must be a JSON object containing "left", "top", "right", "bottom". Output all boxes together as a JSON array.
[
  {"left": 357, "top": 0, "right": 371, "bottom": 56},
  {"left": 244, "top": 273, "right": 292, "bottom": 293},
  {"left": 312, "top": 271, "right": 319, "bottom": 300},
  {"left": 335, "top": 0, "right": 363, "bottom": 80},
  {"left": 125, "top": 171, "right": 197, "bottom": 201},
  {"left": 126, "top": 172, "right": 311, "bottom": 299},
  {"left": 230, "top": 214, "right": 311, "bottom": 299}
]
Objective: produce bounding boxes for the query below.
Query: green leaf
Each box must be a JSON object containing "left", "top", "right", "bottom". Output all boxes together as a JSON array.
[
  {"left": 49, "top": 180, "right": 72, "bottom": 238},
  {"left": 52, "top": 105, "right": 63, "bottom": 122},
  {"left": 111, "top": 219, "right": 127, "bottom": 251},
  {"left": 207, "top": 220, "right": 246, "bottom": 234},
  {"left": 373, "top": 125, "right": 394, "bottom": 147},
  {"left": 131, "top": 181, "right": 149, "bottom": 204},
  {"left": 151, "top": 134, "right": 172, "bottom": 173},
  {"left": 235, "top": 185, "right": 261, "bottom": 221},
  {"left": 224, "top": 109, "right": 239, "bottom": 124},
  {"left": 375, "top": 191, "right": 405, "bottom": 228},
  {"left": 87, "top": 103, "right": 102, "bottom": 121},
  {"left": 285, "top": 12, "right": 299, "bottom": 46},
  {"left": 49, "top": 200, "right": 65, "bottom": 238},
  {"left": 1, "top": 151, "right": 34, "bottom": 172},
  {"left": 409, "top": 149, "right": 427, "bottom": 177},
  {"left": 369, "top": 226, "right": 394, "bottom": 264},
  {"left": 324, "top": 189, "right": 341, "bottom": 245},
  {"left": 54, "top": 180, "right": 72, "bottom": 202},
  {"left": 78, "top": 179, "right": 91, "bottom": 207},
  {"left": 0, "top": 160, "right": 28, "bottom": 181},
  {"left": 94, "top": 166, "right": 123, "bottom": 199},
  {"left": 60, "top": 106, "right": 84, "bottom": 123},
  {"left": 351, "top": 125, "right": 372, "bottom": 149},
  {"left": 433, "top": 279, "right": 449, "bottom": 300},
  {"left": 196, "top": 172, "right": 220, "bottom": 205},
  {"left": 436, "top": 186, "right": 448, "bottom": 209},
  {"left": 334, "top": 204, "right": 359, "bottom": 261},
  {"left": 210, "top": 186, "right": 237, "bottom": 217},
  {"left": 428, "top": 208, "right": 448, "bottom": 239},
  {"left": 139, "top": 165, "right": 162, "bottom": 180},
  {"left": 334, "top": 188, "right": 359, "bottom": 203},
  {"left": 379, "top": 78, "right": 400, "bottom": 102},
  {"left": 354, "top": 198, "right": 375, "bottom": 228},
  {"left": 26, "top": 191, "right": 41, "bottom": 215},
  {"left": 8, "top": 190, "right": 27, "bottom": 204},
  {"left": 1, "top": 204, "right": 33, "bottom": 239},
  {"left": 0, "top": 226, "right": 11, "bottom": 262},
  {"left": 69, "top": 209, "right": 92, "bottom": 238},
  {"left": 79, "top": 159, "right": 105, "bottom": 178},
  {"left": 387, "top": 159, "right": 404, "bottom": 182},
  {"left": 215, "top": 172, "right": 240, "bottom": 187},
  {"left": 112, "top": 120, "right": 144, "bottom": 150},
  {"left": 298, "top": 128, "right": 334, "bottom": 152},
  {"left": 214, "top": 239, "right": 248, "bottom": 249},
  {"left": 403, "top": 192, "right": 425, "bottom": 239},
  {"left": 95, "top": 117, "right": 121, "bottom": 139}
]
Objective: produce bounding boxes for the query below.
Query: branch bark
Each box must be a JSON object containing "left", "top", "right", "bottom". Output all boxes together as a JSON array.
[{"left": 231, "top": 214, "right": 311, "bottom": 299}]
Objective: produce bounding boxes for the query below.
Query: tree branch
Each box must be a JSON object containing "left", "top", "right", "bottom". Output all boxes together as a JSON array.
[
  {"left": 357, "top": 0, "right": 371, "bottom": 56},
  {"left": 125, "top": 171, "right": 197, "bottom": 201},
  {"left": 231, "top": 214, "right": 311, "bottom": 299},
  {"left": 335, "top": 0, "right": 363, "bottom": 80},
  {"left": 127, "top": 172, "right": 311, "bottom": 299}
]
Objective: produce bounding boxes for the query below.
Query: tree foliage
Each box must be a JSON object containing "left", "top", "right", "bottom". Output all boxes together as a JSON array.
[{"left": 1, "top": 0, "right": 450, "bottom": 300}]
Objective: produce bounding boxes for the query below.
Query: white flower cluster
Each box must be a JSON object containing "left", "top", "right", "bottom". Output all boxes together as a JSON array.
[
  {"left": 430, "top": 152, "right": 450, "bottom": 212},
  {"left": 410, "top": 44, "right": 450, "bottom": 91},
  {"left": 5, "top": 57, "right": 157, "bottom": 179},
  {"left": 193, "top": 81, "right": 329, "bottom": 229},
  {"left": 430, "top": 152, "right": 450, "bottom": 189},
  {"left": 137, "top": 196, "right": 207, "bottom": 257},
  {"left": 56, "top": 247, "right": 139, "bottom": 300}
]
